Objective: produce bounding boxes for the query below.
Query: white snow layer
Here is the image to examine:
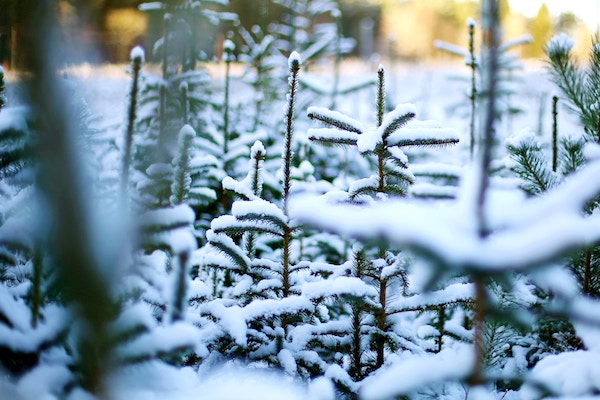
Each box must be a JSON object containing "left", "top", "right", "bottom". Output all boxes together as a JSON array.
[
  {"left": 288, "top": 51, "right": 302, "bottom": 69},
  {"left": 291, "top": 158, "right": 600, "bottom": 273},
  {"left": 360, "top": 346, "right": 473, "bottom": 399},
  {"left": 546, "top": 33, "right": 574, "bottom": 56},
  {"left": 130, "top": 46, "right": 145, "bottom": 63},
  {"left": 301, "top": 276, "right": 378, "bottom": 299},
  {"left": 521, "top": 350, "right": 600, "bottom": 399}
]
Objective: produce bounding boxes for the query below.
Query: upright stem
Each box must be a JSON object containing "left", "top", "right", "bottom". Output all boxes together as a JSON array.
[
  {"left": 281, "top": 54, "right": 301, "bottom": 331},
  {"left": 189, "top": 11, "right": 198, "bottom": 71},
  {"left": 476, "top": 0, "right": 499, "bottom": 239},
  {"left": 170, "top": 125, "right": 194, "bottom": 205},
  {"left": 471, "top": 278, "right": 486, "bottom": 385},
  {"left": 376, "top": 66, "right": 386, "bottom": 193},
  {"left": 471, "top": 0, "right": 500, "bottom": 385},
  {"left": 158, "top": 84, "right": 168, "bottom": 159},
  {"left": 468, "top": 21, "right": 477, "bottom": 160},
  {"left": 552, "top": 95, "right": 558, "bottom": 172},
  {"left": 0, "top": 66, "right": 6, "bottom": 111},
  {"left": 437, "top": 305, "right": 445, "bottom": 353},
  {"left": 181, "top": 82, "right": 189, "bottom": 125},
  {"left": 245, "top": 145, "right": 264, "bottom": 258},
  {"left": 120, "top": 51, "right": 143, "bottom": 200},
  {"left": 376, "top": 277, "right": 387, "bottom": 368},
  {"left": 282, "top": 56, "right": 300, "bottom": 217},
  {"left": 157, "top": 15, "right": 171, "bottom": 161},
  {"left": 252, "top": 78, "right": 263, "bottom": 132},
  {"left": 583, "top": 249, "right": 592, "bottom": 295},
  {"left": 330, "top": 12, "right": 342, "bottom": 110},
  {"left": 350, "top": 249, "right": 366, "bottom": 380},
  {"left": 223, "top": 57, "right": 231, "bottom": 161},
  {"left": 30, "top": 243, "right": 43, "bottom": 328},
  {"left": 170, "top": 251, "right": 190, "bottom": 322},
  {"left": 162, "top": 14, "right": 171, "bottom": 80},
  {"left": 596, "top": 100, "right": 600, "bottom": 143}
]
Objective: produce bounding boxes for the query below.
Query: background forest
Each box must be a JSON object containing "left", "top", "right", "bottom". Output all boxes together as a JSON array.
[
  {"left": 0, "top": 0, "right": 595, "bottom": 67},
  {"left": 1, "top": 0, "right": 600, "bottom": 399}
]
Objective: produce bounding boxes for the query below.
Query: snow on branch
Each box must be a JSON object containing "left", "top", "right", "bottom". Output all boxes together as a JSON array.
[
  {"left": 498, "top": 34, "right": 532, "bottom": 52},
  {"left": 211, "top": 214, "right": 285, "bottom": 237},
  {"left": 301, "top": 276, "right": 378, "bottom": 300},
  {"left": 388, "top": 283, "right": 474, "bottom": 314},
  {"left": 307, "top": 106, "right": 364, "bottom": 133},
  {"left": 206, "top": 230, "right": 251, "bottom": 272},
  {"left": 360, "top": 346, "right": 473, "bottom": 399},
  {"left": 308, "top": 128, "right": 359, "bottom": 146},
  {"left": 433, "top": 40, "right": 469, "bottom": 58},
  {"left": 387, "top": 120, "right": 459, "bottom": 148},
  {"left": 243, "top": 296, "right": 314, "bottom": 321},
  {"left": 379, "top": 103, "right": 416, "bottom": 140},
  {"left": 231, "top": 199, "right": 289, "bottom": 230},
  {"left": 292, "top": 160, "right": 600, "bottom": 275}
]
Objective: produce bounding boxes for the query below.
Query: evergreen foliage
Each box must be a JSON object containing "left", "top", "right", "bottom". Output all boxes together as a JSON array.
[
  {"left": 435, "top": 16, "right": 531, "bottom": 149},
  {"left": 6, "top": 1, "right": 600, "bottom": 399},
  {"left": 308, "top": 65, "right": 459, "bottom": 201},
  {"left": 237, "top": 25, "right": 287, "bottom": 133},
  {"left": 546, "top": 34, "right": 600, "bottom": 140}
]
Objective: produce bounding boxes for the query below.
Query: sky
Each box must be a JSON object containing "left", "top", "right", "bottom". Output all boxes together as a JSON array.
[{"left": 508, "top": 0, "right": 600, "bottom": 32}]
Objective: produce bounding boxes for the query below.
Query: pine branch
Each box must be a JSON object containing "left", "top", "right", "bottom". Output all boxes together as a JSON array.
[
  {"left": 559, "top": 136, "right": 585, "bottom": 176},
  {"left": 384, "top": 165, "right": 415, "bottom": 185},
  {"left": 379, "top": 105, "right": 416, "bottom": 141},
  {"left": 211, "top": 215, "right": 285, "bottom": 237},
  {"left": 389, "top": 137, "right": 459, "bottom": 148},
  {"left": 307, "top": 128, "right": 359, "bottom": 146},
  {"left": 546, "top": 34, "right": 589, "bottom": 132},
  {"left": 307, "top": 106, "right": 364, "bottom": 133},
  {"left": 507, "top": 132, "right": 559, "bottom": 195}
]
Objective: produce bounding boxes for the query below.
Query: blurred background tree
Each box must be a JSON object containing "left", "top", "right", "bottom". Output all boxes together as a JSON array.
[
  {"left": 528, "top": 3, "right": 552, "bottom": 58},
  {"left": 0, "top": 0, "right": 594, "bottom": 68}
]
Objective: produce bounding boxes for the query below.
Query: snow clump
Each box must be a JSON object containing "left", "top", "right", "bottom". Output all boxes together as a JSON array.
[{"left": 546, "top": 33, "right": 574, "bottom": 57}]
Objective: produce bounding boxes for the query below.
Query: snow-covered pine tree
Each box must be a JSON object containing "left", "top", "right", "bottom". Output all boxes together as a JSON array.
[
  {"left": 0, "top": 100, "right": 72, "bottom": 390},
  {"left": 237, "top": 25, "right": 287, "bottom": 133},
  {"left": 139, "top": 0, "right": 237, "bottom": 70},
  {"left": 302, "top": 65, "right": 465, "bottom": 396},
  {"left": 131, "top": 5, "right": 233, "bottom": 250},
  {"left": 182, "top": 31, "right": 277, "bottom": 240},
  {"left": 434, "top": 16, "right": 531, "bottom": 153},
  {"left": 307, "top": 65, "right": 459, "bottom": 200},
  {"left": 546, "top": 33, "right": 600, "bottom": 141},
  {"left": 279, "top": 2, "right": 365, "bottom": 111},
  {"left": 134, "top": 1, "right": 236, "bottom": 217},
  {"left": 505, "top": 34, "right": 600, "bottom": 298},
  {"left": 197, "top": 52, "right": 340, "bottom": 378},
  {"left": 294, "top": 5, "right": 600, "bottom": 398},
  {"left": 121, "top": 47, "right": 145, "bottom": 201},
  {"left": 272, "top": 0, "right": 351, "bottom": 65}
]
